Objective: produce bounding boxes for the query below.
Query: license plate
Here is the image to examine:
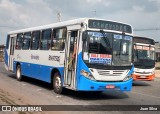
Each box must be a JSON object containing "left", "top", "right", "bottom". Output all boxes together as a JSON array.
[
  {"left": 106, "top": 85, "right": 115, "bottom": 89},
  {"left": 140, "top": 76, "right": 146, "bottom": 78}
]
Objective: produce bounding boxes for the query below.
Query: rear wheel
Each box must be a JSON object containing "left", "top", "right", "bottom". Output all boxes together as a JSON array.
[
  {"left": 16, "top": 65, "right": 23, "bottom": 81},
  {"left": 53, "top": 72, "right": 64, "bottom": 94}
]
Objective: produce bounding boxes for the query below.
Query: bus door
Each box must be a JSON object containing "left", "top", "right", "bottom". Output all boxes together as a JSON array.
[
  {"left": 64, "top": 29, "right": 79, "bottom": 89},
  {"left": 8, "top": 35, "right": 16, "bottom": 71}
]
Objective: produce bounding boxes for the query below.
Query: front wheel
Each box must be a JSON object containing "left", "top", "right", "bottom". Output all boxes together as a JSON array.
[
  {"left": 53, "top": 72, "right": 64, "bottom": 94},
  {"left": 16, "top": 65, "right": 23, "bottom": 81}
]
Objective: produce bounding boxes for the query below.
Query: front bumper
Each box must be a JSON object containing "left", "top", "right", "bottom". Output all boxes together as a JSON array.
[
  {"left": 77, "top": 76, "right": 133, "bottom": 92},
  {"left": 132, "top": 74, "right": 155, "bottom": 81}
]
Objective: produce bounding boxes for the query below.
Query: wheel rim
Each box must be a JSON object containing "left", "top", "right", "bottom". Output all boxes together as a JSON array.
[
  {"left": 55, "top": 76, "right": 61, "bottom": 90},
  {"left": 17, "top": 67, "right": 20, "bottom": 79}
]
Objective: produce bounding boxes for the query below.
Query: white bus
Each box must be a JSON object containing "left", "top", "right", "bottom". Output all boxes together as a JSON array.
[
  {"left": 132, "top": 36, "right": 155, "bottom": 81},
  {"left": 5, "top": 18, "right": 134, "bottom": 94}
]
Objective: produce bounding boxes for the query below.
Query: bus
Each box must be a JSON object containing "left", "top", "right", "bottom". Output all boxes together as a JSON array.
[
  {"left": 5, "top": 18, "right": 134, "bottom": 94},
  {"left": 132, "top": 36, "right": 155, "bottom": 81}
]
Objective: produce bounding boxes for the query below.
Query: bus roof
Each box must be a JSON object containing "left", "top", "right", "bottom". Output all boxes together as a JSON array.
[
  {"left": 133, "top": 36, "right": 155, "bottom": 45},
  {"left": 8, "top": 18, "right": 132, "bottom": 34}
]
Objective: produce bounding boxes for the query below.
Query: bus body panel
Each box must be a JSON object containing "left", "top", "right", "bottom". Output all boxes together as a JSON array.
[
  {"left": 12, "top": 49, "right": 65, "bottom": 83},
  {"left": 13, "top": 61, "right": 64, "bottom": 83},
  {"left": 4, "top": 36, "right": 10, "bottom": 69},
  {"left": 4, "top": 49, "right": 9, "bottom": 68}
]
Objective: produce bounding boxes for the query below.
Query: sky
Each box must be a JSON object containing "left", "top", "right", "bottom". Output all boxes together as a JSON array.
[{"left": 0, "top": 0, "right": 160, "bottom": 45}]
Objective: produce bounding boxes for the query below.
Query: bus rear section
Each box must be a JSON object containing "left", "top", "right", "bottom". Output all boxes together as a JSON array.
[
  {"left": 4, "top": 35, "right": 14, "bottom": 72},
  {"left": 132, "top": 36, "right": 155, "bottom": 81}
]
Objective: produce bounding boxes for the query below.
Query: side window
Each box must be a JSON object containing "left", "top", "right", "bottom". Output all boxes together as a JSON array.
[
  {"left": 6, "top": 35, "right": 10, "bottom": 49},
  {"left": 52, "top": 28, "right": 66, "bottom": 50},
  {"left": 70, "top": 31, "right": 77, "bottom": 52},
  {"left": 22, "top": 32, "right": 31, "bottom": 50},
  {"left": 16, "top": 34, "right": 23, "bottom": 49},
  {"left": 31, "top": 31, "right": 40, "bottom": 50},
  {"left": 40, "top": 29, "right": 52, "bottom": 50}
]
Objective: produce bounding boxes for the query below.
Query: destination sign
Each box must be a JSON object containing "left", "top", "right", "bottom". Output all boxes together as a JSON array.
[
  {"left": 133, "top": 37, "right": 155, "bottom": 45},
  {"left": 88, "top": 20, "right": 132, "bottom": 34}
]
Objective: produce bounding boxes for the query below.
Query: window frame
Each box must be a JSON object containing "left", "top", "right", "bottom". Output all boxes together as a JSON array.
[
  {"left": 51, "top": 27, "right": 67, "bottom": 51},
  {"left": 15, "top": 33, "right": 23, "bottom": 50},
  {"left": 22, "top": 32, "right": 31, "bottom": 50},
  {"left": 40, "top": 29, "right": 52, "bottom": 50},
  {"left": 31, "top": 31, "right": 41, "bottom": 50}
]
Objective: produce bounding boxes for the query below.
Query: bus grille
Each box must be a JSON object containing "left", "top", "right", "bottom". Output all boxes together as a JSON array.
[
  {"left": 96, "top": 69, "right": 126, "bottom": 76},
  {"left": 135, "top": 71, "right": 151, "bottom": 74}
]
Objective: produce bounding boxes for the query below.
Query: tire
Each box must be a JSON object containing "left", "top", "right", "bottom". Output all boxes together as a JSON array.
[
  {"left": 16, "top": 65, "right": 23, "bottom": 81},
  {"left": 53, "top": 72, "right": 64, "bottom": 94}
]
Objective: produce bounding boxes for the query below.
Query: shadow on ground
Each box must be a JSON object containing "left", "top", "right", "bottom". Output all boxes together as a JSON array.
[
  {"left": 132, "top": 81, "right": 151, "bottom": 86},
  {"left": 6, "top": 74, "right": 129, "bottom": 100},
  {"left": 62, "top": 89, "right": 129, "bottom": 100},
  {"left": 8, "top": 74, "right": 52, "bottom": 90}
]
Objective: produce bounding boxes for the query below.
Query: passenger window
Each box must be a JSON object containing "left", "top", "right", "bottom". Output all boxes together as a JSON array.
[
  {"left": 6, "top": 35, "right": 10, "bottom": 49},
  {"left": 52, "top": 28, "right": 66, "bottom": 50},
  {"left": 22, "top": 32, "right": 31, "bottom": 50},
  {"left": 70, "top": 31, "right": 77, "bottom": 52},
  {"left": 16, "top": 34, "right": 23, "bottom": 49},
  {"left": 40, "top": 29, "right": 52, "bottom": 50},
  {"left": 31, "top": 31, "right": 40, "bottom": 50}
]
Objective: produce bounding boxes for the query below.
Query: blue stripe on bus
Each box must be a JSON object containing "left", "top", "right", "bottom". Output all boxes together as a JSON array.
[
  {"left": 13, "top": 61, "right": 64, "bottom": 83},
  {"left": 4, "top": 49, "right": 8, "bottom": 66}
]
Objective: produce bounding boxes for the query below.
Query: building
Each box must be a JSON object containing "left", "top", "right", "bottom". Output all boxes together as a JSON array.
[
  {"left": 0, "top": 45, "right": 5, "bottom": 62},
  {"left": 155, "top": 42, "right": 160, "bottom": 62}
]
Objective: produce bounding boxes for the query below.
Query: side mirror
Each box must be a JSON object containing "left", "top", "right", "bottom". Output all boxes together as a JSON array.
[{"left": 82, "top": 31, "right": 87, "bottom": 41}]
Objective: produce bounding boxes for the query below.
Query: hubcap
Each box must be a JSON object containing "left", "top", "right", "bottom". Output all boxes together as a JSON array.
[
  {"left": 55, "top": 76, "right": 61, "bottom": 90},
  {"left": 17, "top": 67, "right": 20, "bottom": 78}
]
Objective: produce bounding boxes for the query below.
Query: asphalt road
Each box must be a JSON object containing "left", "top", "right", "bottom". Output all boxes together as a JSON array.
[{"left": 0, "top": 62, "right": 160, "bottom": 114}]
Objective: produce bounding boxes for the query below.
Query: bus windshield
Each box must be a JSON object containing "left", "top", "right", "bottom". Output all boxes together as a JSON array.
[
  {"left": 83, "top": 31, "right": 132, "bottom": 66},
  {"left": 134, "top": 45, "right": 155, "bottom": 61}
]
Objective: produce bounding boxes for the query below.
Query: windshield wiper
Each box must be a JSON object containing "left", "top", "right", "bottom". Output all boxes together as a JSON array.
[{"left": 100, "top": 30, "right": 111, "bottom": 48}]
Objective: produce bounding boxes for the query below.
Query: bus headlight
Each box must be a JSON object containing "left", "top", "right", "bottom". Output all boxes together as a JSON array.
[
  {"left": 123, "top": 74, "right": 132, "bottom": 81},
  {"left": 81, "top": 69, "right": 89, "bottom": 77},
  {"left": 80, "top": 69, "right": 95, "bottom": 80}
]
